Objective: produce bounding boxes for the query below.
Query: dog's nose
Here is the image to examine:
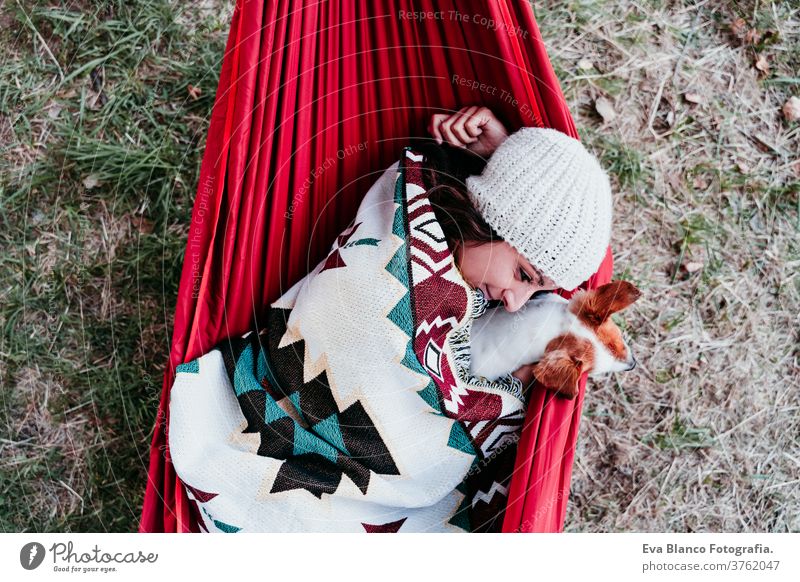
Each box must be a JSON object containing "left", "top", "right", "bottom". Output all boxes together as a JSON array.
[{"left": 626, "top": 355, "right": 637, "bottom": 371}]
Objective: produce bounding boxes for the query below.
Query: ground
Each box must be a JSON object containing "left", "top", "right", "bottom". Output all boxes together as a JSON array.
[{"left": 0, "top": 0, "right": 797, "bottom": 532}]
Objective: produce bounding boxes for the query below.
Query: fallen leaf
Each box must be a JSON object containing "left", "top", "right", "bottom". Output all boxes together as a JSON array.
[
  {"left": 87, "top": 88, "right": 108, "bottom": 110},
  {"left": 131, "top": 215, "right": 154, "bottom": 234},
  {"left": 83, "top": 174, "right": 100, "bottom": 190},
  {"left": 730, "top": 18, "right": 746, "bottom": 38},
  {"left": 685, "top": 262, "right": 703, "bottom": 273},
  {"left": 577, "top": 58, "right": 594, "bottom": 71},
  {"left": 744, "top": 29, "right": 761, "bottom": 45},
  {"left": 782, "top": 96, "right": 800, "bottom": 122},
  {"left": 594, "top": 96, "right": 617, "bottom": 123},
  {"left": 749, "top": 213, "right": 765, "bottom": 233},
  {"left": 187, "top": 84, "right": 202, "bottom": 100},
  {"left": 666, "top": 172, "right": 683, "bottom": 193},
  {"left": 754, "top": 54, "right": 770, "bottom": 76},
  {"left": 683, "top": 92, "right": 704, "bottom": 105},
  {"left": 46, "top": 102, "right": 63, "bottom": 120}
]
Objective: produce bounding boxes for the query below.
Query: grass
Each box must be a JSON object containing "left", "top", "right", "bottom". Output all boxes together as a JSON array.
[
  {"left": 0, "top": 0, "right": 229, "bottom": 531},
  {"left": 537, "top": 0, "right": 799, "bottom": 532},
  {"left": 1, "top": 0, "right": 798, "bottom": 533},
  {"left": 642, "top": 416, "right": 716, "bottom": 451}
]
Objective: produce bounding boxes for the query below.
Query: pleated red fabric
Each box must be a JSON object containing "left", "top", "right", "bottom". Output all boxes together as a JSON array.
[{"left": 140, "top": 0, "right": 613, "bottom": 533}]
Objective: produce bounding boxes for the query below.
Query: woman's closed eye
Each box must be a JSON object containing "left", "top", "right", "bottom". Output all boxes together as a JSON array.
[{"left": 521, "top": 264, "right": 547, "bottom": 287}]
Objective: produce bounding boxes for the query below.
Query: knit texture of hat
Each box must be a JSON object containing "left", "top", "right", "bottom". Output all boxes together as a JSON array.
[{"left": 465, "top": 127, "right": 613, "bottom": 291}]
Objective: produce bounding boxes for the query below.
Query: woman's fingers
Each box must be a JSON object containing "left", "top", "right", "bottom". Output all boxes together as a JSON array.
[
  {"left": 463, "top": 107, "right": 487, "bottom": 138},
  {"left": 428, "top": 113, "right": 446, "bottom": 144},
  {"left": 429, "top": 106, "right": 482, "bottom": 147},
  {"left": 450, "top": 106, "right": 480, "bottom": 144},
  {"left": 439, "top": 112, "right": 465, "bottom": 147},
  {"left": 428, "top": 106, "right": 509, "bottom": 155}
]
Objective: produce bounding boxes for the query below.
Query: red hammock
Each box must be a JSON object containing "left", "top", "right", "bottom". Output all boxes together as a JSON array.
[{"left": 140, "top": 0, "right": 613, "bottom": 533}]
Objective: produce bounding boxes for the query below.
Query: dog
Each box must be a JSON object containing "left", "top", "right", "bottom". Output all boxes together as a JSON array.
[{"left": 470, "top": 281, "right": 641, "bottom": 399}]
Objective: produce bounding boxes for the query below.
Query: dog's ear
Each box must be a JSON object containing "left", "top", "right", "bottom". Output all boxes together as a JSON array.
[
  {"left": 532, "top": 335, "right": 594, "bottom": 399},
  {"left": 569, "top": 280, "right": 641, "bottom": 328}
]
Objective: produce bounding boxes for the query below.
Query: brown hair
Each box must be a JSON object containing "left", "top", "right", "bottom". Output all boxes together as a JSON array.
[{"left": 412, "top": 141, "right": 501, "bottom": 257}]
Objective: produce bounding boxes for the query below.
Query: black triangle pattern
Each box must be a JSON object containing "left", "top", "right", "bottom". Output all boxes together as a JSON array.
[{"left": 218, "top": 307, "right": 400, "bottom": 500}]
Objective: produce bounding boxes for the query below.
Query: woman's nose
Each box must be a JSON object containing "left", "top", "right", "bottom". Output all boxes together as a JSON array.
[
  {"left": 501, "top": 288, "right": 527, "bottom": 312},
  {"left": 502, "top": 283, "right": 543, "bottom": 312}
]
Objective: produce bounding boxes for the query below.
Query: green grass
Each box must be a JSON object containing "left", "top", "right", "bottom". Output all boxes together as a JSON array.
[
  {"left": 643, "top": 417, "right": 716, "bottom": 451},
  {"left": 0, "top": 0, "right": 228, "bottom": 532},
  {"left": 592, "top": 133, "right": 649, "bottom": 191}
]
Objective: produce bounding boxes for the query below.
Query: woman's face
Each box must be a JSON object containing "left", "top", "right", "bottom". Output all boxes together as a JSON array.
[{"left": 455, "top": 240, "right": 558, "bottom": 312}]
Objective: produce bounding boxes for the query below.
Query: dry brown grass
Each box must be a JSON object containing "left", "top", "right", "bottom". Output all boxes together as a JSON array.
[
  {"left": 535, "top": 0, "right": 799, "bottom": 531},
  {"left": 2, "top": 366, "right": 93, "bottom": 524}
]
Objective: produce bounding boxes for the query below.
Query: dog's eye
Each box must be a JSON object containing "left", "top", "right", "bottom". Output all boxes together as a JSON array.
[{"left": 519, "top": 267, "right": 532, "bottom": 283}]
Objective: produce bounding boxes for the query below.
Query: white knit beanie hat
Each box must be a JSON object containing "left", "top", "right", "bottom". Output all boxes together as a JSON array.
[{"left": 465, "top": 127, "right": 613, "bottom": 291}]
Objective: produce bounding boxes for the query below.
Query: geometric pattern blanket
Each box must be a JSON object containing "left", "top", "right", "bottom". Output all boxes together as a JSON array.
[{"left": 168, "top": 147, "right": 528, "bottom": 532}]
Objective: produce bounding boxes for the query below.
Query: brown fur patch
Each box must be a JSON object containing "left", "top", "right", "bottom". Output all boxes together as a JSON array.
[
  {"left": 569, "top": 281, "right": 641, "bottom": 328},
  {"left": 597, "top": 321, "right": 627, "bottom": 360},
  {"left": 532, "top": 334, "right": 595, "bottom": 399}
]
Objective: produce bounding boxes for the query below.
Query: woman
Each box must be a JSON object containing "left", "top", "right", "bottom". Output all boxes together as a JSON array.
[
  {"left": 417, "top": 106, "right": 613, "bottom": 389},
  {"left": 167, "top": 106, "right": 613, "bottom": 533}
]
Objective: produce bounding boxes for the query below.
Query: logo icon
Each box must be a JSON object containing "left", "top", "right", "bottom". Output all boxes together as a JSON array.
[{"left": 20, "top": 542, "right": 46, "bottom": 570}]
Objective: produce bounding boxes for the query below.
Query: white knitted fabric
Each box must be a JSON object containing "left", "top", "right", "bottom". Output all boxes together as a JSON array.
[{"left": 465, "top": 127, "right": 613, "bottom": 290}]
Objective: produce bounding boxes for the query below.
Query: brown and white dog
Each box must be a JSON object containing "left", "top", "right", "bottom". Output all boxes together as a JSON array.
[{"left": 469, "top": 281, "right": 641, "bottom": 399}]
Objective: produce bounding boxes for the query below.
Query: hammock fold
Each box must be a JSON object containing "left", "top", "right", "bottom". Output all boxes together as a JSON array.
[{"left": 140, "top": 0, "right": 613, "bottom": 533}]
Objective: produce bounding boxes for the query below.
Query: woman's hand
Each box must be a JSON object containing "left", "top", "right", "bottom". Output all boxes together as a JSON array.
[{"left": 428, "top": 106, "right": 509, "bottom": 158}]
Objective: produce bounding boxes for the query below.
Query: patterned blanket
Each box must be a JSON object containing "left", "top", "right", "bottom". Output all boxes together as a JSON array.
[{"left": 168, "top": 147, "right": 528, "bottom": 532}]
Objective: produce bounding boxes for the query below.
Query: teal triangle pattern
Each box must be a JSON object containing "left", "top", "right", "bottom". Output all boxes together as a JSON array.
[
  {"left": 347, "top": 237, "right": 380, "bottom": 248},
  {"left": 386, "top": 245, "right": 409, "bottom": 287},
  {"left": 264, "top": 394, "right": 289, "bottom": 424},
  {"left": 416, "top": 380, "right": 441, "bottom": 411},
  {"left": 448, "top": 495, "right": 472, "bottom": 532},
  {"left": 176, "top": 359, "right": 199, "bottom": 374},
  {"left": 233, "top": 344, "right": 263, "bottom": 397},
  {"left": 447, "top": 465, "right": 474, "bottom": 532},
  {"left": 313, "top": 413, "right": 350, "bottom": 455},
  {"left": 292, "top": 424, "right": 339, "bottom": 463},
  {"left": 201, "top": 506, "right": 242, "bottom": 533},
  {"left": 213, "top": 519, "right": 241, "bottom": 533},
  {"left": 447, "top": 421, "right": 476, "bottom": 456},
  {"left": 387, "top": 292, "right": 413, "bottom": 333},
  {"left": 401, "top": 342, "right": 427, "bottom": 376}
]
